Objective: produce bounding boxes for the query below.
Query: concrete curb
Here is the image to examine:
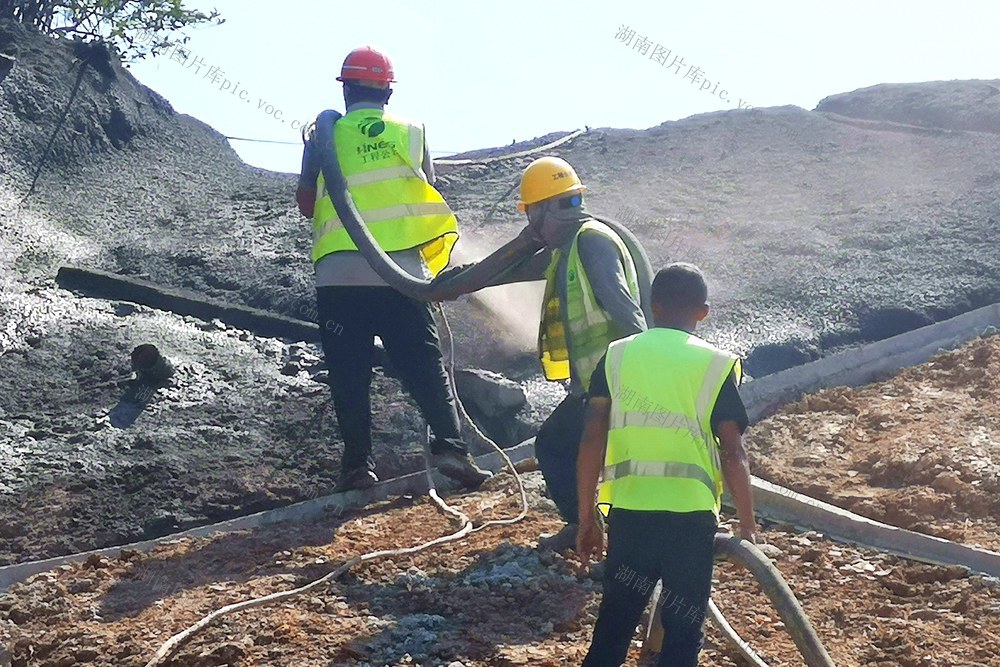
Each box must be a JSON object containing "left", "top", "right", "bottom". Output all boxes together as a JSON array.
[
  {"left": 742, "top": 302, "right": 1000, "bottom": 422},
  {"left": 55, "top": 265, "right": 322, "bottom": 343},
  {"left": 747, "top": 477, "right": 1000, "bottom": 577},
  {"left": 0, "top": 442, "right": 533, "bottom": 591}
]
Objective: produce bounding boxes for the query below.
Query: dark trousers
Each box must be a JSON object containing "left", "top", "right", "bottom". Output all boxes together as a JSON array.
[
  {"left": 535, "top": 392, "right": 586, "bottom": 524},
  {"left": 316, "top": 286, "right": 466, "bottom": 472},
  {"left": 584, "top": 509, "right": 718, "bottom": 667}
]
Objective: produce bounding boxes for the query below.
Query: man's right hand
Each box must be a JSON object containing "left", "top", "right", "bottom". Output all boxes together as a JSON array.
[
  {"left": 576, "top": 519, "right": 604, "bottom": 564},
  {"left": 739, "top": 521, "right": 759, "bottom": 544},
  {"left": 435, "top": 262, "right": 475, "bottom": 280},
  {"left": 517, "top": 223, "right": 543, "bottom": 246}
]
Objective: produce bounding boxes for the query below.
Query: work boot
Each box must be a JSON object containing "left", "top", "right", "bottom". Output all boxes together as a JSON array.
[
  {"left": 334, "top": 467, "right": 378, "bottom": 493},
  {"left": 538, "top": 523, "right": 578, "bottom": 552},
  {"left": 431, "top": 451, "right": 493, "bottom": 489}
]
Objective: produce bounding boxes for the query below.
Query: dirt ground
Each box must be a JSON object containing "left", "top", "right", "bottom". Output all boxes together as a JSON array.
[
  {"left": 748, "top": 335, "right": 1000, "bottom": 552},
  {"left": 2, "top": 470, "right": 998, "bottom": 667}
]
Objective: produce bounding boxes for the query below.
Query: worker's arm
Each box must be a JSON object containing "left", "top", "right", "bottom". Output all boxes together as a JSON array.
[
  {"left": 577, "top": 232, "right": 647, "bottom": 335},
  {"left": 576, "top": 396, "right": 611, "bottom": 563},
  {"left": 429, "top": 222, "right": 550, "bottom": 297},
  {"left": 296, "top": 128, "right": 319, "bottom": 218},
  {"left": 718, "top": 422, "right": 757, "bottom": 542},
  {"left": 421, "top": 127, "right": 436, "bottom": 184},
  {"left": 493, "top": 242, "right": 552, "bottom": 283},
  {"left": 712, "top": 371, "right": 757, "bottom": 542}
]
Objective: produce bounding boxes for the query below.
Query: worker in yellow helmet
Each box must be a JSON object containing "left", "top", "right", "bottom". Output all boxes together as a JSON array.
[
  {"left": 295, "top": 46, "right": 491, "bottom": 492},
  {"left": 576, "top": 263, "right": 757, "bottom": 666},
  {"left": 514, "top": 156, "right": 650, "bottom": 550}
]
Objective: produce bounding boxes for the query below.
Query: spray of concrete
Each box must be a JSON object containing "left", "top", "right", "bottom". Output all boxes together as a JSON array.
[{"left": 451, "top": 234, "right": 545, "bottom": 354}]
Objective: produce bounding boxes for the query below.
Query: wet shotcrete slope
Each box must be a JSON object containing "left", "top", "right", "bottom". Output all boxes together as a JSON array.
[{"left": 1, "top": 19, "right": 1000, "bottom": 590}]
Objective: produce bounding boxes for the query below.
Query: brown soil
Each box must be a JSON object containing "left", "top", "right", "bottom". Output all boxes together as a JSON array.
[
  {"left": 748, "top": 335, "right": 1000, "bottom": 552},
  {"left": 2, "top": 472, "right": 998, "bottom": 667}
]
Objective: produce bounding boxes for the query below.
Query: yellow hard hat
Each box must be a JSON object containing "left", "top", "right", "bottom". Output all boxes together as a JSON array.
[{"left": 517, "top": 156, "right": 586, "bottom": 211}]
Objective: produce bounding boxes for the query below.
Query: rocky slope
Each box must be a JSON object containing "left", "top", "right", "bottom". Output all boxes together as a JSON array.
[
  {"left": 749, "top": 334, "right": 1000, "bottom": 552},
  {"left": 3, "top": 20, "right": 1000, "bottom": 567},
  {"left": 816, "top": 79, "right": 1000, "bottom": 134}
]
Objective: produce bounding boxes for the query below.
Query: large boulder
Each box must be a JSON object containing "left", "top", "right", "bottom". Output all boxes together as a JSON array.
[
  {"left": 454, "top": 368, "right": 535, "bottom": 447},
  {"left": 454, "top": 368, "right": 527, "bottom": 418}
]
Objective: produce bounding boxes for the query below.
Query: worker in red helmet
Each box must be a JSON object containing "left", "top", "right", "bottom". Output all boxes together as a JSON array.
[{"left": 295, "top": 46, "right": 492, "bottom": 492}]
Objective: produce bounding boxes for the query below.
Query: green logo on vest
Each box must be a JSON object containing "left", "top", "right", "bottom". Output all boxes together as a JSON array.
[{"left": 359, "top": 118, "right": 386, "bottom": 137}]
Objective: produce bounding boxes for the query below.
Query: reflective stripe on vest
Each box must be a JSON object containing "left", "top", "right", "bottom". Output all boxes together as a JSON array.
[
  {"left": 597, "top": 329, "right": 740, "bottom": 516},
  {"left": 612, "top": 410, "right": 711, "bottom": 444},
  {"left": 602, "top": 460, "right": 717, "bottom": 497},
  {"left": 310, "top": 109, "right": 458, "bottom": 276},
  {"left": 344, "top": 165, "right": 421, "bottom": 187},
  {"left": 537, "top": 221, "right": 640, "bottom": 391}
]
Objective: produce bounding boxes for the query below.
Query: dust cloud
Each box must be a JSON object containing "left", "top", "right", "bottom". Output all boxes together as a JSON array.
[{"left": 451, "top": 233, "right": 545, "bottom": 354}]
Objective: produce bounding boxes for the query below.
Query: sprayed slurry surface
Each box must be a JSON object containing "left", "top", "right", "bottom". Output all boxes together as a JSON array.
[{"left": 3, "top": 26, "right": 1000, "bottom": 659}]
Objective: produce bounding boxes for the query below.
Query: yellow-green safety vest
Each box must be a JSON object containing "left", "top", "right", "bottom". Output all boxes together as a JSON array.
[
  {"left": 538, "top": 220, "right": 640, "bottom": 392},
  {"left": 311, "top": 108, "right": 458, "bottom": 276},
  {"left": 598, "top": 328, "right": 742, "bottom": 517}
]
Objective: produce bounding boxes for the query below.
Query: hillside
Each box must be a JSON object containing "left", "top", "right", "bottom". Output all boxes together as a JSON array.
[{"left": 2, "top": 20, "right": 1000, "bottom": 567}]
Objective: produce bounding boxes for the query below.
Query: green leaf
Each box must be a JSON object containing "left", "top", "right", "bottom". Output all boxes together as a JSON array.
[{"left": 3, "top": 1, "right": 224, "bottom": 63}]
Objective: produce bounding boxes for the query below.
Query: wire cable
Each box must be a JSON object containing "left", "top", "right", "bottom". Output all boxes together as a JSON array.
[{"left": 20, "top": 58, "right": 89, "bottom": 202}]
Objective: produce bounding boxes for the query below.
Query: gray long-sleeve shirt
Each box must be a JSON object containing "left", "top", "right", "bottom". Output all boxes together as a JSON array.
[
  {"left": 558, "top": 225, "right": 647, "bottom": 394},
  {"left": 577, "top": 231, "right": 647, "bottom": 337}
]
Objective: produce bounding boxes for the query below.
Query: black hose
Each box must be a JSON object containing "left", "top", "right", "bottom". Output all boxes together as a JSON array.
[
  {"left": 714, "top": 534, "right": 836, "bottom": 667},
  {"left": 21, "top": 58, "right": 88, "bottom": 202},
  {"left": 593, "top": 216, "right": 654, "bottom": 325},
  {"left": 315, "top": 110, "right": 546, "bottom": 302},
  {"left": 315, "top": 112, "right": 657, "bottom": 309}
]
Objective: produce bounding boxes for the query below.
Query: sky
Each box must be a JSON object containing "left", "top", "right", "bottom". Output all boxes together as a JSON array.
[{"left": 127, "top": 1, "right": 1000, "bottom": 175}]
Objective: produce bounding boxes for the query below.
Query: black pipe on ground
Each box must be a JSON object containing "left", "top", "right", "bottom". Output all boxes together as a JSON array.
[
  {"left": 130, "top": 343, "right": 174, "bottom": 383},
  {"left": 714, "top": 534, "right": 836, "bottom": 667}
]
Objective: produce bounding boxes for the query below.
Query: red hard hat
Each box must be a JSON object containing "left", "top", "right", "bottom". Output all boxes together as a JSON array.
[{"left": 336, "top": 46, "right": 396, "bottom": 85}]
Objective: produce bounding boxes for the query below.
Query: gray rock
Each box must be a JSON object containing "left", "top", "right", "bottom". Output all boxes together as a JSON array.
[
  {"left": 366, "top": 613, "right": 446, "bottom": 663},
  {"left": 455, "top": 368, "right": 527, "bottom": 417},
  {"left": 757, "top": 543, "right": 784, "bottom": 558}
]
